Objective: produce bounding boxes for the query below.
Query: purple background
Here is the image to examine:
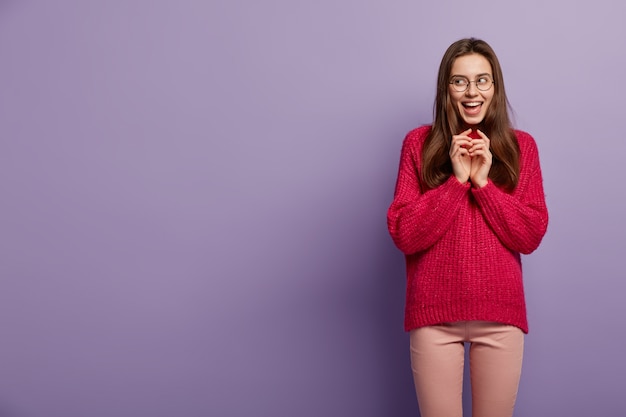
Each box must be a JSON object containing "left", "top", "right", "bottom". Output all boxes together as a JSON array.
[{"left": 1, "top": 1, "right": 624, "bottom": 416}]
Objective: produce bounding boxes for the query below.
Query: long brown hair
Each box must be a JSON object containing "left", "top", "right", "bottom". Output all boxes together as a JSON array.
[{"left": 422, "top": 38, "right": 519, "bottom": 191}]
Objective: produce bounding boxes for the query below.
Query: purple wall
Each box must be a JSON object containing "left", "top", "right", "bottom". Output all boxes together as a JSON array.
[{"left": 0, "top": 1, "right": 624, "bottom": 416}]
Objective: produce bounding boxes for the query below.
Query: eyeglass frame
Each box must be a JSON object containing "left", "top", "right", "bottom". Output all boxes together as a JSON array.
[{"left": 448, "top": 74, "right": 495, "bottom": 92}]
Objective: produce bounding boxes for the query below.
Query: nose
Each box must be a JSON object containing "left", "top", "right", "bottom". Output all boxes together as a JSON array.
[{"left": 465, "top": 82, "right": 479, "bottom": 95}]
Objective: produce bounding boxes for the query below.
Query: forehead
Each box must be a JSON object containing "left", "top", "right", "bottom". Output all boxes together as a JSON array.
[{"left": 450, "top": 53, "right": 492, "bottom": 76}]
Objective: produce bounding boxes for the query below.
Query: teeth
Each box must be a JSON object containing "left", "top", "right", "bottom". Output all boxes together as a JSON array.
[{"left": 464, "top": 102, "right": 480, "bottom": 107}]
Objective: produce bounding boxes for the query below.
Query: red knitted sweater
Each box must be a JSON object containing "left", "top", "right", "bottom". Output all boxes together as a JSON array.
[{"left": 387, "top": 125, "right": 548, "bottom": 333}]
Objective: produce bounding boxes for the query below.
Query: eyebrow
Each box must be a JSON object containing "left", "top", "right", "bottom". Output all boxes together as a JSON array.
[{"left": 450, "top": 72, "right": 492, "bottom": 78}]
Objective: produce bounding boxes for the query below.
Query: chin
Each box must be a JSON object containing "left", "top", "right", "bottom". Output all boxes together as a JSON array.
[
  {"left": 462, "top": 117, "right": 485, "bottom": 127},
  {"left": 456, "top": 107, "right": 487, "bottom": 127}
]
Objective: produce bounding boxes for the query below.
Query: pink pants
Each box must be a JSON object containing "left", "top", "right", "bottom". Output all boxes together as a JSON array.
[{"left": 409, "top": 321, "right": 524, "bottom": 417}]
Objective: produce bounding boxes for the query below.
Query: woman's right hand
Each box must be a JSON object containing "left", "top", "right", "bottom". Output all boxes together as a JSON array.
[{"left": 450, "top": 128, "right": 473, "bottom": 184}]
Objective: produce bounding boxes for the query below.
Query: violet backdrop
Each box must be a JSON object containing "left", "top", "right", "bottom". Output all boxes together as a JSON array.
[{"left": 0, "top": 1, "right": 624, "bottom": 416}]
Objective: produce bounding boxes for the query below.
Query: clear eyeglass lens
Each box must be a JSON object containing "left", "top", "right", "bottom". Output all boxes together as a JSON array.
[
  {"left": 475, "top": 77, "right": 492, "bottom": 91},
  {"left": 451, "top": 78, "right": 468, "bottom": 91},
  {"left": 451, "top": 76, "right": 493, "bottom": 92}
]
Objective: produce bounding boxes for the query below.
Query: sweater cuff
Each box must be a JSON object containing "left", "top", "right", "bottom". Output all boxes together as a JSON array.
[
  {"left": 450, "top": 175, "right": 472, "bottom": 190},
  {"left": 470, "top": 178, "right": 495, "bottom": 194},
  {"left": 470, "top": 179, "right": 505, "bottom": 210}
]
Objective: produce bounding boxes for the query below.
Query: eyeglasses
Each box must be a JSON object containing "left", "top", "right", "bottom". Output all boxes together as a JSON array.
[{"left": 449, "top": 75, "right": 494, "bottom": 92}]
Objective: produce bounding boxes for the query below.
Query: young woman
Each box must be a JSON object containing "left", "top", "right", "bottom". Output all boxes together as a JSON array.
[{"left": 387, "top": 38, "right": 548, "bottom": 417}]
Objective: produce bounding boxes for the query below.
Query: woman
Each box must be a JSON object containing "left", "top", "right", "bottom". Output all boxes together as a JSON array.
[{"left": 387, "top": 38, "right": 548, "bottom": 417}]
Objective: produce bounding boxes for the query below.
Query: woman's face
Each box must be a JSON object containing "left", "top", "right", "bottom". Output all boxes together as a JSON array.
[{"left": 448, "top": 53, "right": 494, "bottom": 128}]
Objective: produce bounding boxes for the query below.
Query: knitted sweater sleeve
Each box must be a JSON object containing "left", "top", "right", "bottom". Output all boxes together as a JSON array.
[
  {"left": 471, "top": 132, "right": 548, "bottom": 254},
  {"left": 387, "top": 129, "right": 470, "bottom": 255}
]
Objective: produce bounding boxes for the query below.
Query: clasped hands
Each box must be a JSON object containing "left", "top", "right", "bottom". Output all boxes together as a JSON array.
[{"left": 450, "top": 128, "right": 492, "bottom": 188}]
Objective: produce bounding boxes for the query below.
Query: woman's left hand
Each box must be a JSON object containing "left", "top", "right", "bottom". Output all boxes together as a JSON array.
[{"left": 469, "top": 129, "right": 492, "bottom": 188}]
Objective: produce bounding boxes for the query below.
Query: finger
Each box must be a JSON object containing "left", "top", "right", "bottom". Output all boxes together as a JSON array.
[
  {"left": 451, "top": 139, "right": 471, "bottom": 153},
  {"left": 469, "top": 145, "right": 490, "bottom": 156},
  {"left": 454, "top": 129, "right": 473, "bottom": 143},
  {"left": 469, "top": 139, "right": 492, "bottom": 153},
  {"left": 469, "top": 148, "right": 488, "bottom": 157},
  {"left": 453, "top": 136, "right": 472, "bottom": 149},
  {"left": 469, "top": 142, "right": 483, "bottom": 152},
  {"left": 452, "top": 133, "right": 472, "bottom": 141},
  {"left": 469, "top": 149, "right": 492, "bottom": 162},
  {"left": 452, "top": 148, "right": 466, "bottom": 158},
  {"left": 476, "top": 129, "right": 490, "bottom": 144}
]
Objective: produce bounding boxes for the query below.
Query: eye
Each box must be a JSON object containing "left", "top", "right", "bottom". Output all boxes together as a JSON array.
[
  {"left": 477, "top": 76, "right": 491, "bottom": 86},
  {"left": 452, "top": 77, "right": 468, "bottom": 86}
]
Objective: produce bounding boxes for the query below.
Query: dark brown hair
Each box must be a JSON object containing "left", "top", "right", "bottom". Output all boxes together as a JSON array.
[{"left": 422, "top": 38, "right": 519, "bottom": 191}]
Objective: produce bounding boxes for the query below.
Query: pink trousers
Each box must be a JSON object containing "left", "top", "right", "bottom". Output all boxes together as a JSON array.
[{"left": 409, "top": 321, "right": 524, "bottom": 417}]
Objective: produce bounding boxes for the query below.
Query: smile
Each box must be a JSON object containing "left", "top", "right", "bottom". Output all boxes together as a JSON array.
[{"left": 462, "top": 101, "right": 483, "bottom": 116}]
